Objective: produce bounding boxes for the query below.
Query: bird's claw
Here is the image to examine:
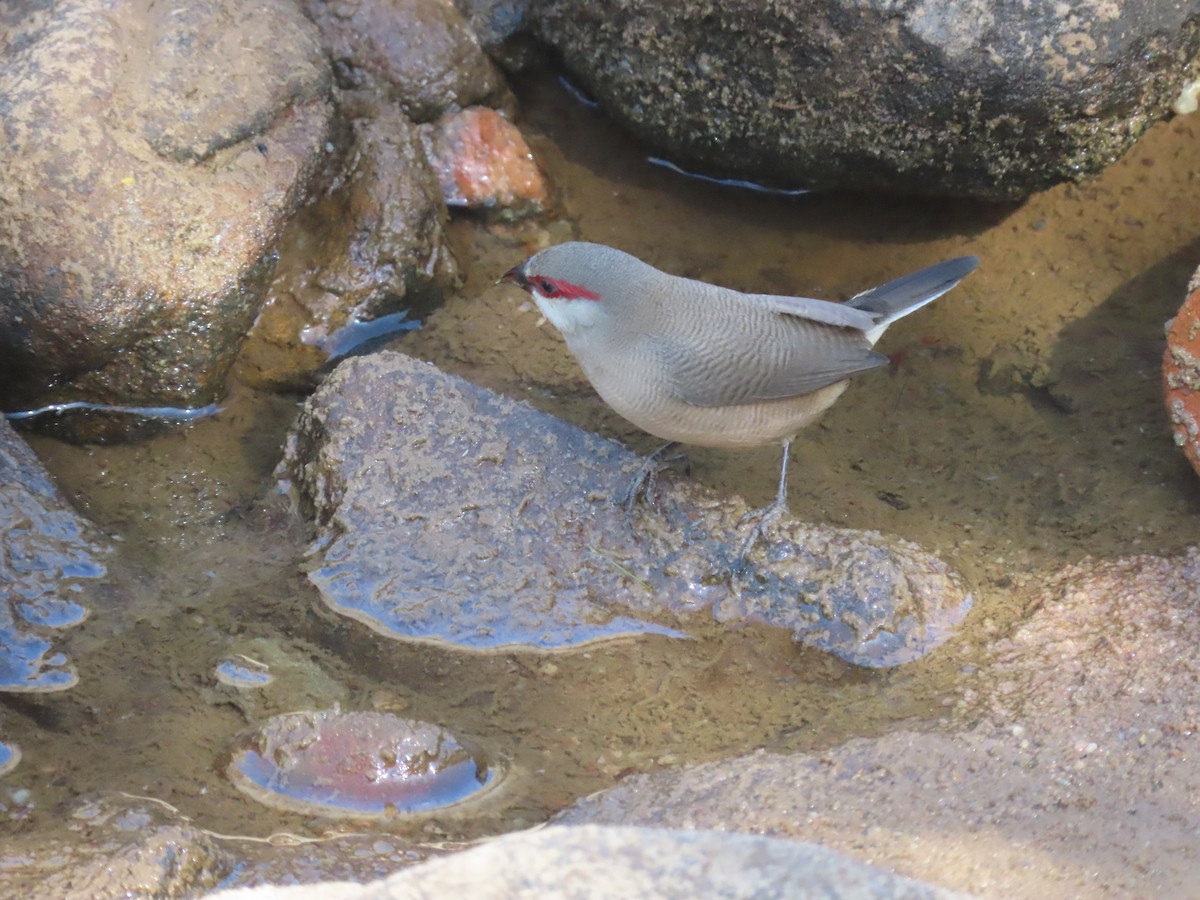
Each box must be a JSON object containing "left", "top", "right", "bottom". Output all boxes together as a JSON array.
[
  {"left": 733, "top": 497, "right": 790, "bottom": 571},
  {"left": 620, "top": 442, "right": 684, "bottom": 522}
]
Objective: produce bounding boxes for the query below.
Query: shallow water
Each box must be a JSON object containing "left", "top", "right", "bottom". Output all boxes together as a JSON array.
[{"left": 3, "top": 73, "right": 1200, "bottom": 883}]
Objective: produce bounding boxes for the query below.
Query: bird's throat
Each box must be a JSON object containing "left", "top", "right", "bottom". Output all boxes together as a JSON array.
[{"left": 533, "top": 291, "right": 603, "bottom": 335}]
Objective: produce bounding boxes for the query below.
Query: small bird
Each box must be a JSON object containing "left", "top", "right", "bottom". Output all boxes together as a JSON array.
[{"left": 501, "top": 242, "right": 979, "bottom": 562}]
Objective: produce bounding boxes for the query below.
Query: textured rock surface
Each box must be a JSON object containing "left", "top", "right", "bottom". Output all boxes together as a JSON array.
[
  {"left": 237, "top": 103, "right": 456, "bottom": 392},
  {"left": 0, "top": 417, "right": 104, "bottom": 692},
  {"left": 423, "top": 106, "right": 550, "bottom": 220},
  {"left": 237, "top": 0, "right": 540, "bottom": 391},
  {"left": 523, "top": 0, "right": 1200, "bottom": 199},
  {"left": 0, "top": 0, "right": 333, "bottom": 439},
  {"left": 557, "top": 550, "right": 1200, "bottom": 898},
  {"left": 280, "top": 351, "right": 971, "bottom": 666},
  {"left": 1163, "top": 262, "right": 1200, "bottom": 475},
  {"left": 300, "top": 0, "right": 508, "bottom": 121}
]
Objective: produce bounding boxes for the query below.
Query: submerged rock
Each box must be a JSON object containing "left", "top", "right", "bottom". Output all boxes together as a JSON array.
[
  {"left": 0, "top": 740, "right": 19, "bottom": 777},
  {"left": 0, "top": 0, "right": 333, "bottom": 441},
  {"left": 214, "top": 656, "right": 275, "bottom": 690},
  {"left": 0, "top": 418, "right": 104, "bottom": 692},
  {"left": 281, "top": 351, "right": 971, "bottom": 667},
  {"left": 226, "top": 709, "right": 499, "bottom": 819},
  {"left": 516, "top": 0, "right": 1200, "bottom": 200}
]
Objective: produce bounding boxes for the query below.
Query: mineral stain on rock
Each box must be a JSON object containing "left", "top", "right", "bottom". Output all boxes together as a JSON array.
[{"left": 282, "top": 352, "right": 972, "bottom": 667}]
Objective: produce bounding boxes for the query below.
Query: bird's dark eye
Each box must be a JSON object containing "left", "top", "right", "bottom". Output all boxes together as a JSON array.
[{"left": 537, "top": 278, "right": 560, "bottom": 296}]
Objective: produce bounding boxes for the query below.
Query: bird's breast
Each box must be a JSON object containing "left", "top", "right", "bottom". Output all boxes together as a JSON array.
[{"left": 571, "top": 335, "right": 850, "bottom": 448}]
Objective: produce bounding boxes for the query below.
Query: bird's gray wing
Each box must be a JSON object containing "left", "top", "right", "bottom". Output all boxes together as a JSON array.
[{"left": 649, "top": 300, "right": 890, "bottom": 408}]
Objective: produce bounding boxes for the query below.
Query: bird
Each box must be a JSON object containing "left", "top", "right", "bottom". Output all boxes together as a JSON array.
[{"left": 501, "top": 242, "right": 979, "bottom": 564}]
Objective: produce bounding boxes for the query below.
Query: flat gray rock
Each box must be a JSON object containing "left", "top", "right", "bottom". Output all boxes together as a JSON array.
[{"left": 282, "top": 352, "right": 971, "bottom": 666}]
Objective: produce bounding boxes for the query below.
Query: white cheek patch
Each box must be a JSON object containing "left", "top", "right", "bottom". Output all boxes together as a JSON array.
[{"left": 533, "top": 292, "right": 603, "bottom": 336}]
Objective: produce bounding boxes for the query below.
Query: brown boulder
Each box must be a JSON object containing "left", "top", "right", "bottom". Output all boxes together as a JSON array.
[{"left": 0, "top": 0, "right": 334, "bottom": 440}]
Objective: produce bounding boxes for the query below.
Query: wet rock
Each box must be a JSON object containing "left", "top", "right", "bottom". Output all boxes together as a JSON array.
[
  {"left": 238, "top": 104, "right": 457, "bottom": 392},
  {"left": 207, "top": 824, "right": 968, "bottom": 899},
  {"left": 214, "top": 655, "right": 276, "bottom": 690},
  {"left": 517, "top": 0, "right": 1200, "bottom": 200},
  {"left": 226, "top": 709, "right": 499, "bottom": 819},
  {"left": 1163, "top": 264, "right": 1200, "bottom": 475},
  {"left": 280, "top": 351, "right": 971, "bottom": 667},
  {"left": 422, "top": 106, "right": 551, "bottom": 221},
  {"left": 0, "top": 740, "right": 20, "bottom": 777},
  {"left": 300, "top": 0, "right": 508, "bottom": 122},
  {"left": 557, "top": 550, "right": 1200, "bottom": 897},
  {"left": 455, "top": 0, "right": 547, "bottom": 71},
  {"left": 203, "top": 637, "right": 350, "bottom": 721},
  {"left": 0, "top": 417, "right": 104, "bottom": 691},
  {"left": 0, "top": 0, "right": 334, "bottom": 441}
]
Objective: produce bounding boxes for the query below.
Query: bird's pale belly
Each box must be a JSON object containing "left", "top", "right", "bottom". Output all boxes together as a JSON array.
[{"left": 593, "top": 377, "right": 851, "bottom": 449}]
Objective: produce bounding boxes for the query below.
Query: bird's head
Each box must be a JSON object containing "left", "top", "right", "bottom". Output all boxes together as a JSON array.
[{"left": 501, "top": 241, "right": 645, "bottom": 337}]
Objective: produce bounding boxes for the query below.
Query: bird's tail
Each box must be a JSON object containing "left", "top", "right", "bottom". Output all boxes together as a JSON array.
[{"left": 846, "top": 256, "right": 980, "bottom": 345}]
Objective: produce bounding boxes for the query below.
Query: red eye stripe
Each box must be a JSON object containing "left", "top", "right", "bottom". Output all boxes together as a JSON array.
[{"left": 534, "top": 276, "right": 600, "bottom": 301}]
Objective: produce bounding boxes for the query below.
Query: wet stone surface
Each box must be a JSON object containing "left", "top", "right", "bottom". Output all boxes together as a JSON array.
[
  {"left": 282, "top": 351, "right": 972, "bottom": 667},
  {"left": 227, "top": 709, "right": 497, "bottom": 819},
  {"left": 0, "top": 740, "right": 19, "bottom": 777},
  {"left": 0, "top": 418, "right": 104, "bottom": 692},
  {"left": 214, "top": 655, "right": 275, "bottom": 689}
]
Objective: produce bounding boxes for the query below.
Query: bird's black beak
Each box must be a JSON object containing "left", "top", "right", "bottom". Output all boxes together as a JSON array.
[{"left": 498, "top": 262, "right": 528, "bottom": 288}]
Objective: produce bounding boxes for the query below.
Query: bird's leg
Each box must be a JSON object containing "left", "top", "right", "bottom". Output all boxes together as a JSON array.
[
  {"left": 621, "top": 441, "right": 683, "bottom": 518},
  {"left": 735, "top": 439, "right": 792, "bottom": 567}
]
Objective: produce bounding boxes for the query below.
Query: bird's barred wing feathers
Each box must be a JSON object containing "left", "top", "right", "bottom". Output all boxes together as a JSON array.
[{"left": 649, "top": 318, "right": 890, "bottom": 408}]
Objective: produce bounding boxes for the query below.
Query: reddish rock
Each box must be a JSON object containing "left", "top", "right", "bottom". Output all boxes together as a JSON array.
[
  {"left": 1163, "top": 267, "right": 1200, "bottom": 476},
  {"left": 423, "top": 107, "right": 550, "bottom": 221}
]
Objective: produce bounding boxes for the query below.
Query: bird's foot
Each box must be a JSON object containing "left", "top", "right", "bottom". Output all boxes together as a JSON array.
[
  {"left": 733, "top": 496, "right": 790, "bottom": 572},
  {"left": 620, "top": 441, "right": 685, "bottom": 520}
]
